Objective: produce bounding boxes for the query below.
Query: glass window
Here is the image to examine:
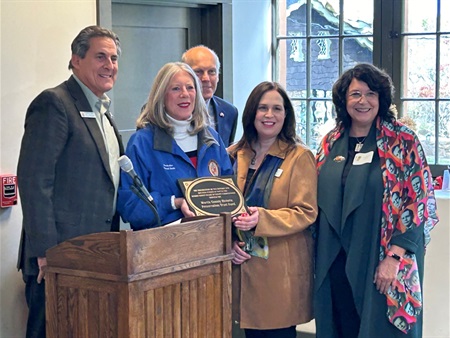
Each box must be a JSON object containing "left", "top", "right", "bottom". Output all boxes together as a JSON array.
[
  {"left": 275, "top": 0, "right": 450, "bottom": 166},
  {"left": 400, "top": 1, "right": 450, "bottom": 165},
  {"left": 275, "top": 0, "right": 374, "bottom": 151}
]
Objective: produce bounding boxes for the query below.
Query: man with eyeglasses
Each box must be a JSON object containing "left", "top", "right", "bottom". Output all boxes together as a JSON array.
[{"left": 182, "top": 45, "right": 238, "bottom": 147}]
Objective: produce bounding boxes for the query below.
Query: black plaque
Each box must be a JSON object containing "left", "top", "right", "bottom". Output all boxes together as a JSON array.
[{"left": 178, "top": 176, "right": 247, "bottom": 216}]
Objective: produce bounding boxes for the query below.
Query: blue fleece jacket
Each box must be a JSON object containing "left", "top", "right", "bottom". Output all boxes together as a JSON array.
[{"left": 117, "top": 124, "right": 233, "bottom": 230}]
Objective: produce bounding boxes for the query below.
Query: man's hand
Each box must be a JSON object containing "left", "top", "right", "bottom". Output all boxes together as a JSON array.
[{"left": 37, "top": 257, "right": 47, "bottom": 284}]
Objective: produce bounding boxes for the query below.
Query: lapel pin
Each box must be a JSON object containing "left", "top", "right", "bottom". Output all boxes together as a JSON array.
[
  {"left": 219, "top": 112, "right": 225, "bottom": 117},
  {"left": 275, "top": 168, "right": 283, "bottom": 177},
  {"left": 333, "top": 155, "right": 345, "bottom": 162}
]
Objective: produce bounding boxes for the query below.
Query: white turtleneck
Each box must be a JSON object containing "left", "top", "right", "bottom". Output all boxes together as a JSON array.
[{"left": 166, "top": 113, "right": 198, "bottom": 152}]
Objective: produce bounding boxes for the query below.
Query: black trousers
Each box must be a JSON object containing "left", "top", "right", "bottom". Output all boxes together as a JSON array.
[
  {"left": 245, "top": 325, "right": 297, "bottom": 338},
  {"left": 24, "top": 275, "right": 46, "bottom": 338},
  {"left": 329, "top": 249, "right": 360, "bottom": 338}
]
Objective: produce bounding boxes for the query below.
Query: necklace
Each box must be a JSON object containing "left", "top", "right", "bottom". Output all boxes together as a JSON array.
[
  {"left": 354, "top": 136, "right": 367, "bottom": 152},
  {"left": 251, "top": 142, "right": 271, "bottom": 166},
  {"left": 251, "top": 151, "right": 265, "bottom": 166}
]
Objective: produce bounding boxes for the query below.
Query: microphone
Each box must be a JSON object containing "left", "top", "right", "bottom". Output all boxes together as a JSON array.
[
  {"left": 118, "top": 155, "right": 154, "bottom": 203},
  {"left": 118, "top": 155, "right": 161, "bottom": 226}
]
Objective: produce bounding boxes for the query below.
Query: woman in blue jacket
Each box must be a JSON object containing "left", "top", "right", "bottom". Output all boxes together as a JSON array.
[{"left": 118, "top": 62, "right": 233, "bottom": 229}]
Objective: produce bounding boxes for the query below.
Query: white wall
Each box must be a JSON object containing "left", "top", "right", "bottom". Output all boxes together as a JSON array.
[
  {"left": 0, "top": 1, "right": 96, "bottom": 337},
  {"left": 232, "top": 0, "right": 272, "bottom": 140}
]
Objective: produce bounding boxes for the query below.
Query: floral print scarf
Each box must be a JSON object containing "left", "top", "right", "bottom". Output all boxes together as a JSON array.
[{"left": 316, "top": 116, "right": 439, "bottom": 333}]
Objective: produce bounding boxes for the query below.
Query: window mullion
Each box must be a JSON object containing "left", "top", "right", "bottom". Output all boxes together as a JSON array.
[{"left": 305, "top": 0, "right": 312, "bottom": 145}]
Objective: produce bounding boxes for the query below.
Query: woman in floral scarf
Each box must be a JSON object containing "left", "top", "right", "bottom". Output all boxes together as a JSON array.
[{"left": 314, "top": 63, "right": 439, "bottom": 338}]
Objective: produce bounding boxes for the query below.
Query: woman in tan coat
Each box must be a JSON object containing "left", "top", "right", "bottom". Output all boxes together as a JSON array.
[{"left": 228, "top": 81, "right": 318, "bottom": 338}]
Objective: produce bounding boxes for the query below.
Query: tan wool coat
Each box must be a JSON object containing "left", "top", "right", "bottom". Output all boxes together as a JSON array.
[{"left": 230, "top": 139, "right": 318, "bottom": 329}]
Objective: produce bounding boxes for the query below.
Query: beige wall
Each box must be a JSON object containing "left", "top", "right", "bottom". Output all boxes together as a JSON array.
[{"left": 0, "top": 1, "right": 96, "bottom": 336}]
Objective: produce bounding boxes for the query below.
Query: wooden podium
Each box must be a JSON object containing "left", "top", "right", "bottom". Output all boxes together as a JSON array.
[{"left": 45, "top": 214, "right": 233, "bottom": 338}]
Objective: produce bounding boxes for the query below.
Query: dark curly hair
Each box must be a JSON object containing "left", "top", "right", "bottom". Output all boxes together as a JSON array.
[
  {"left": 230, "top": 81, "right": 301, "bottom": 158},
  {"left": 332, "top": 63, "right": 396, "bottom": 129}
]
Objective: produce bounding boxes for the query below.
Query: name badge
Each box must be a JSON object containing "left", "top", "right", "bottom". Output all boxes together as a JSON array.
[
  {"left": 80, "top": 111, "right": 96, "bottom": 118},
  {"left": 275, "top": 168, "right": 283, "bottom": 177},
  {"left": 353, "top": 151, "right": 374, "bottom": 165}
]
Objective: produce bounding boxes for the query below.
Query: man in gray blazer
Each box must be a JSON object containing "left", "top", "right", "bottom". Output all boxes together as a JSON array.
[
  {"left": 182, "top": 45, "right": 238, "bottom": 147},
  {"left": 17, "top": 26, "right": 124, "bottom": 338}
]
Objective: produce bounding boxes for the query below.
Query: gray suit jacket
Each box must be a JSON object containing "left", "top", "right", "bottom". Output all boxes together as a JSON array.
[{"left": 17, "top": 76, "right": 124, "bottom": 276}]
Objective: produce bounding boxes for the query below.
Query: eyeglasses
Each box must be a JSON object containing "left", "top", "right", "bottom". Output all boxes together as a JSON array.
[{"left": 347, "top": 91, "right": 379, "bottom": 101}]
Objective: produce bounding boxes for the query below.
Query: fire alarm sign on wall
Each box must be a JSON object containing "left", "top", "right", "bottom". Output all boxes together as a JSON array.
[{"left": 1, "top": 174, "right": 17, "bottom": 208}]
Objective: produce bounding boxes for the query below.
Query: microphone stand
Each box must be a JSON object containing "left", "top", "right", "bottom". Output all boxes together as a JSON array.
[{"left": 130, "top": 177, "right": 161, "bottom": 227}]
